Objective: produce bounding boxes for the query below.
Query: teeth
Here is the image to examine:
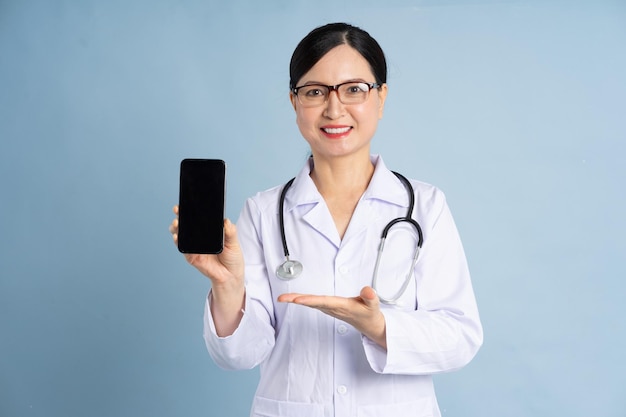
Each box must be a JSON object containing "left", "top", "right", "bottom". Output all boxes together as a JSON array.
[{"left": 323, "top": 127, "right": 351, "bottom": 134}]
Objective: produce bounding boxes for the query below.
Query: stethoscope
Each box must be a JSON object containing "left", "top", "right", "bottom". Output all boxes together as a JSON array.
[{"left": 276, "top": 172, "right": 424, "bottom": 305}]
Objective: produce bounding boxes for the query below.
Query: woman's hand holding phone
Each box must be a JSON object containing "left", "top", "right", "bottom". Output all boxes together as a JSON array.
[
  {"left": 169, "top": 205, "right": 246, "bottom": 336},
  {"left": 170, "top": 205, "right": 244, "bottom": 284}
]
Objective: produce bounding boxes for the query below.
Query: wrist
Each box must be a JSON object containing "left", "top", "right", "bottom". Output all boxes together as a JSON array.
[
  {"left": 211, "top": 280, "right": 245, "bottom": 304},
  {"left": 209, "top": 286, "right": 246, "bottom": 337},
  {"left": 364, "top": 312, "right": 387, "bottom": 350}
]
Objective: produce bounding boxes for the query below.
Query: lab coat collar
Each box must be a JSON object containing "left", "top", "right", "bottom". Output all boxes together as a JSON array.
[
  {"left": 282, "top": 156, "right": 322, "bottom": 212},
  {"left": 283, "top": 155, "right": 408, "bottom": 212},
  {"left": 363, "top": 155, "right": 410, "bottom": 209}
]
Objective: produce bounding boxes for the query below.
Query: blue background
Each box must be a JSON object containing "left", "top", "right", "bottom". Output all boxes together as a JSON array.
[{"left": 1, "top": 0, "right": 625, "bottom": 416}]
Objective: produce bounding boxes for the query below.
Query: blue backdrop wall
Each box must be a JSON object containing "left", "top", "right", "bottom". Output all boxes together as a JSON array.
[{"left": 1, "top": 1, "right": 625, "bottom": 416}]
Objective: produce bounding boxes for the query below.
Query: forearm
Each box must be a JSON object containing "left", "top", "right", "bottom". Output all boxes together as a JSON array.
[{"left": 209, "top": 281, "right": 246, "bottom": 337}]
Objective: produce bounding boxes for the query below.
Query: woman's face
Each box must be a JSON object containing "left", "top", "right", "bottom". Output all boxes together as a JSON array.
[{"left": 290, "top": 44, "right": 388, "bottom": 161}]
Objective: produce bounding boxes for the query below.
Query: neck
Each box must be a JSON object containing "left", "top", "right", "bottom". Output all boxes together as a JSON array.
[{"left": 309, "top": 154, "right": 375, "bottom": 198}]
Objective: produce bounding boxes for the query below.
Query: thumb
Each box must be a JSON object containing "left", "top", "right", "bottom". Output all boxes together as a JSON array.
[
  {"left": 223, "top": 219, "right": 239, "bottom": 246},
  {"left": 360, "top": 286, "right": 380, "bottom": 308}
]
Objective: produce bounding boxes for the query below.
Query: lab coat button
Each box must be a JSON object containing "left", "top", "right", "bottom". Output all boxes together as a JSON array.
[
  {"left": 338, "top": 266, "right": 349, "bottom": 275},
  {"left": 337, "top": 385, "right": 348, "bottom": 395},
  {"left": 337, "top": 325, "right": 348, "bottom": 334}
]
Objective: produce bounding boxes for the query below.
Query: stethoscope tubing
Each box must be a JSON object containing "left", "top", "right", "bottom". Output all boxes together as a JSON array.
[
  {"left": 276, "top": 171, "right": 423, "bottom": 305},
  {"left": 278, "top": 177, "right": 296, "bottom": 261}
]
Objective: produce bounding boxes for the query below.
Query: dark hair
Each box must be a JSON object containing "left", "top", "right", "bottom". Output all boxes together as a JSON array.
[{"left": 289, "top": 23, "right": 387, "bottom": 90}]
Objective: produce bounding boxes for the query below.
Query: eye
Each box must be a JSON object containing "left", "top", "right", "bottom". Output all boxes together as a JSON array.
[
  {"left": 343, "top": 83, "right": 368, "bottom": 95},
  {"left": 302, "top": 86, "right": 326, "bottom": 97}
]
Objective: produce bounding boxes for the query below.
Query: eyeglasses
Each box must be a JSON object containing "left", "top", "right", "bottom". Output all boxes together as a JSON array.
[{"left": 291, "top": 81, "right": 381, "bottom": 108}]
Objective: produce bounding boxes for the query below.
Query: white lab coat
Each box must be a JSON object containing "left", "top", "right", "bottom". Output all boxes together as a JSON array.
[{"left": 204, "top": 155, "right": 483, "bottom": 417}]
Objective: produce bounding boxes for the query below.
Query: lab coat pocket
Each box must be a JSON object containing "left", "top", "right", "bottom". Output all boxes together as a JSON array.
[
  {"left": 252, "top": 396, "right": 325, "bottom": 417},
  {"left": 357, "top": 397, "right": 435, "bottom": 417}
]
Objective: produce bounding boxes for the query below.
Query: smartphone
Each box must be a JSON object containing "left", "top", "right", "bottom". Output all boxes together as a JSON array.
[{"left": 177, "top": 159, "right": 226, "bottom": 254}]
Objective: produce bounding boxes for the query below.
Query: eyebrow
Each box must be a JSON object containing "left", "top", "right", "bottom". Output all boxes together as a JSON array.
[{"left": 299, "top": 78, "right": 368, "bottom": 86}]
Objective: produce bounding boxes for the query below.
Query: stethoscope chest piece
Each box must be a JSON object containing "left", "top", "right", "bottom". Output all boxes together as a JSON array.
[{"left": 276, "top": 258, "right": 303, "bottom": 280}]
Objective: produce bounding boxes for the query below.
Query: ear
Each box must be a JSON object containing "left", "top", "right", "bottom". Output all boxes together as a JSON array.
[
  {"left": 377, "top": 83, "right": 388, "bottom": 119},
  {"left": 290, "top": 92, "right": 297, "bottom": 111}
]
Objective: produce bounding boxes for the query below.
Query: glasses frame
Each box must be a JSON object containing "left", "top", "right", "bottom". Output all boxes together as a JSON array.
[{"left": 291, "top": 81, "right": 381, "bottom": 107}]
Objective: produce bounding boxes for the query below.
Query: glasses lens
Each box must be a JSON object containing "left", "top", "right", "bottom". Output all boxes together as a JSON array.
[
  {"left": 338, "top": 82, "right": 370, "bottom": 104},
  {"left": 297, "top": 85, "right": 329, "bottom": 107},
  {"left": 296, "top": 82, "right": 374, "bottom": 107}
]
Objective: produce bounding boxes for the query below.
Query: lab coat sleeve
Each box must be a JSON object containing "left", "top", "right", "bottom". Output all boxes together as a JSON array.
[
  {"left": 363, "top": 191, "right": 483, "bottom": 375},
  {"left": 203, "top": 198, "right": 276, "bottom": 370}
]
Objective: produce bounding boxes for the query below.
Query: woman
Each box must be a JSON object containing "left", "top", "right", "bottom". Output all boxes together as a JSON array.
[{"left": 170, "top": 22, "right": 482, "bottom": 417}]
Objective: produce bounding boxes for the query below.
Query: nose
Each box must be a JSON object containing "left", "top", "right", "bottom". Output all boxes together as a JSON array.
[{"left": 323, "top": 90, "right": 345, "bottom": 119}]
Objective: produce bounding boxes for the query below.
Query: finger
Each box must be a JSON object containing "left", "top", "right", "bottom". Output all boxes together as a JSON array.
[
  {"left": 277, "top": 293, "right": 305, "bottom": 303},
  {"left": 169, "top": 218, "right": 179, "bottom": 234},
  {"left": 223, "top": 218, "right": 239, "bottom": 246},
  {"left": 173, "top": 205, "right": 179, "bottom": 215},
  {"left": 277, "top": 294, "right": 329, "bottom": 307},
  {"left": 289, "top": 295, "right": 336, "bottom": 310},
  {"left": 360, "top": 286, "right": 380, "bottom": 308}
]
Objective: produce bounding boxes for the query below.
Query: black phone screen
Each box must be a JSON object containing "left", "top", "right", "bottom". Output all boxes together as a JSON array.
[{"left": 177, "top": 159, "right": 226, "bottom": 254}]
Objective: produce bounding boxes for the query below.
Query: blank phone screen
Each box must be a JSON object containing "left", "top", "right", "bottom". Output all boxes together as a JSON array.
[{"left": 177, "top": 159, "right": 226, "bottom": 254}]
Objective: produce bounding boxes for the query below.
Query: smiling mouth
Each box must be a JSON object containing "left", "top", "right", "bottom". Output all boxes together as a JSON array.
[{"left": 321, "top": 126, "right": 352, "bottom": 135}]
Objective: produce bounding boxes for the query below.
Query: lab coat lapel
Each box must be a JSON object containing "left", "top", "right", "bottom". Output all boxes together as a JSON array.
[
  {"left": 340, "top": 198, "right": 375, "bottom": 245},
  {"left": 361, "top": 156, "right": 409, "bottom": 209},
  {"left": 342, "top": 157, "right": 407, "bottom": 244},
  {"left": 283, "top": 160, "right": 341, "bottom": 248},
  {"left": 302, "top": 200, "right": 341, "bottom": 248}
]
